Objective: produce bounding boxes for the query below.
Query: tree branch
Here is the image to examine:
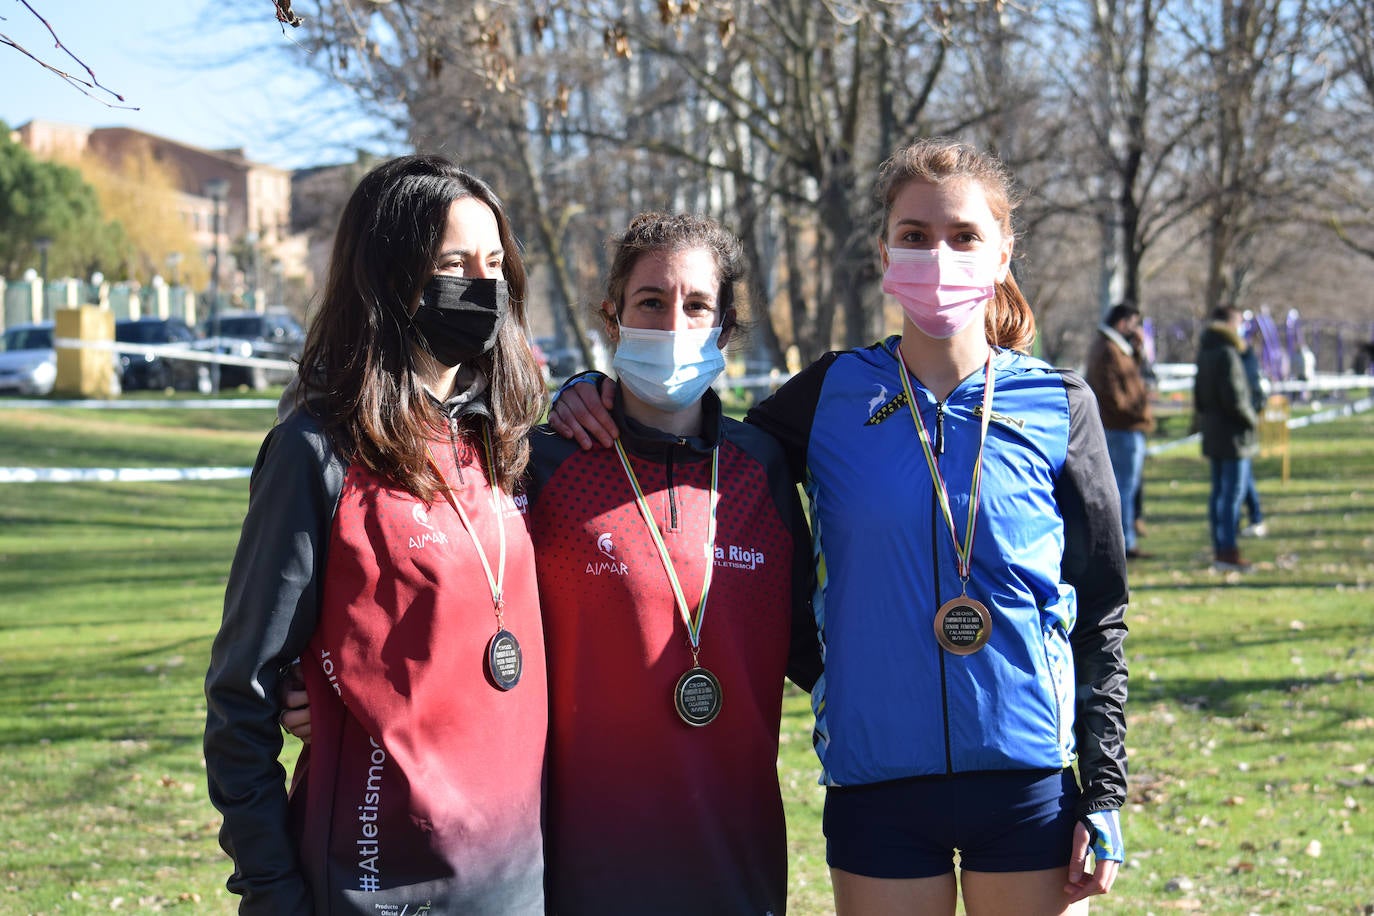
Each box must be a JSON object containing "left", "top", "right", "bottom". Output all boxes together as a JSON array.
[{"left": 2, "top": 0, "right": 136, "bottom": 108}]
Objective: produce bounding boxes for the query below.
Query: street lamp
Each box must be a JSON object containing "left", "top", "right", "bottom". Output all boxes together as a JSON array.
[
  {"left": 245, "top": 230, "right": 259, "bottom": 308},
  {"left": 271, "top": 258, "right": 285, "bottom": 307},
  {"left": 35, "top": 236, "right": 52, "bottom": 316},
  {"left": 204, "top": 178, "right": 230, "bottom": 392}
]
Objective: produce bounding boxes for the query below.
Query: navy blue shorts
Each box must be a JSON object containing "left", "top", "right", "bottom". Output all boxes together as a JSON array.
[{"left": 824, "top": 769, "right": 1080, "bottom": 879}]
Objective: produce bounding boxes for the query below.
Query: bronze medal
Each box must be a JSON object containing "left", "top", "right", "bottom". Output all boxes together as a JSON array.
[
  {"left": 897, "top": 350, "right": 999, "bottom": 660},
  {"left": 674, "top": 666, "right": 722, "bottom": 726},
  {"left": 934, "top": 595, "right": 992, "bottom": 655},
  {"left": 486, "top": 628, "right": 523, "bottom": 690}
]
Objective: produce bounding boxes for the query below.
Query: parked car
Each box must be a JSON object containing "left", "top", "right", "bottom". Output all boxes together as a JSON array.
[
  {"left": 198, "top": 309, "right": 305, "bottom": 390},
  {"left": 0, "top": 321, "right": 122, "bottom": 397},
  {"left": 115, "top": 317, "right": 213, "bottom": 393},
  {"left": 534, "top": 335, "right": 588, "bottom": 381},
  {"left": 0, "top": 323, "right": 59, "bottom": 396}
]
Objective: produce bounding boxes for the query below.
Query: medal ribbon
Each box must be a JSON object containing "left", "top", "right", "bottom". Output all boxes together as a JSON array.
[
  {"left": 426, "top": 423, "right": 507, "bottom": 630},
  {"left": 897, "top": 349, "right": 996, "bottom": 585},
  {"left": 614, "top": 439, "right": 719, "bottom": 664}
]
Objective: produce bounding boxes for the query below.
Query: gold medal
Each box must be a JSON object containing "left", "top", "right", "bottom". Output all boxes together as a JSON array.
[{"left": 934, "top": 595, "right": 992, "bottom": 655}]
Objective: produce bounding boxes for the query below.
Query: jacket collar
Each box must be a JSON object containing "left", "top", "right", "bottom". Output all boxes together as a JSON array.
[
  {"left": 1098, "top": 324, "right": 1134, "bottom": 357},
  {"left": 427, "top": 364, "right": 492, "bottom": 422},
  {"left": 1203, "top": 321, "right": 1247, "bottom": 352},
  {"left": 612, "top": 387, "right": 724, "bottom": 462}
]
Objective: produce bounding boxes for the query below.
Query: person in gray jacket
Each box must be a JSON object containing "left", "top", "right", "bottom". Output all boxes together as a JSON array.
[{"left": 1193, "top": 306, "right": 1258, "bottom": 571}]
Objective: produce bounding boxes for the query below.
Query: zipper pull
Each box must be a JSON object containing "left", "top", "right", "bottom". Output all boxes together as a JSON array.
[{"left": 935, "top": 401, "right": 945, "bottom": 456}]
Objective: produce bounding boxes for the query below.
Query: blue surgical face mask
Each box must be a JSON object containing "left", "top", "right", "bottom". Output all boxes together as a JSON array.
[{"left": 611, "top": 325, "right": 725, "bottom": 412}]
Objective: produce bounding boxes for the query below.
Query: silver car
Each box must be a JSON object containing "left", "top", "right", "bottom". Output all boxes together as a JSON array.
[{"left": 0, "top": 322, "right": 122, "bottom": 396}]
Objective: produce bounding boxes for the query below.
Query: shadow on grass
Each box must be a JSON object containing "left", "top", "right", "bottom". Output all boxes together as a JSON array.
[{"left": 0, "top": 635, "right": 216, "bottom": 747}]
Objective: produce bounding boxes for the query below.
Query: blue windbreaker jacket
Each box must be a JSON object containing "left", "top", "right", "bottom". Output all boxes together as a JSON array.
[{"left": 746, "top": 337, "right": 1129, "bottom": 816}]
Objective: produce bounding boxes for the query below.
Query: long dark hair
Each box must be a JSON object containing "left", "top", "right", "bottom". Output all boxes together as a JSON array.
[
  {"left": 297, "top": 154, "right": 546, "bottom": 497},
  {"left": 875, "top": 138, "right": 1036, "bottom": 353}
]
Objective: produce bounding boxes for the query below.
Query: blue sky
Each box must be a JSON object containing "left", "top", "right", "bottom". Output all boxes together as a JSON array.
[{"left": 1, "top": 0, "right": 395, "bottom": 169}]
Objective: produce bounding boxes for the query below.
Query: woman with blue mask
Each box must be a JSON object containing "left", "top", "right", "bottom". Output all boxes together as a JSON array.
[
  {"left": 204, "top": 155, "right": 550, "bottom": 915},
  {"left": 526, "top": 212, "right": 821, "bottom": 915}
]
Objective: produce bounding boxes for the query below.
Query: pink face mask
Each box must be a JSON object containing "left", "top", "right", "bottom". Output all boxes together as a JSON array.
[{"left": 881, "top": 247, "right": 999, "bottom": 339}]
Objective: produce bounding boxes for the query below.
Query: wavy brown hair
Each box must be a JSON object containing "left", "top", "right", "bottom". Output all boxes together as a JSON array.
[
  {"left": 875, "top": 138, "right": 1036, "bottom": 353},
  {"left": 296, "top": 155, "right": 546, "bottom": 497},
  {"left": 598, "top": 211, "right": 748, "bottom": 341}
]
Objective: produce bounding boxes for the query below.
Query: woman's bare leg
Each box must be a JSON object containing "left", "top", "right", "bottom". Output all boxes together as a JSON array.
[
  {"left": 831, "top": 868, "right": 958, "bottom": 916},
  {"left": 961, "top": 867, "right": 1089, "bottom": 916}
]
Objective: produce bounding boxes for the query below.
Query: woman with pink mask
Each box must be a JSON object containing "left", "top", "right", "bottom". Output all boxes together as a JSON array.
[{"left": 550, "top": 139, "right": 1129, "bottom": 915}]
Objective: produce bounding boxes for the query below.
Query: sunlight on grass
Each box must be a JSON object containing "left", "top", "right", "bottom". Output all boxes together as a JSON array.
[{"left": 1, "top": 403, "right": 1370, "bottom": 913}]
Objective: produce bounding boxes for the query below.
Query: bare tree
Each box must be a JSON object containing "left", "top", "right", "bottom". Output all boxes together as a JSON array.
[
  {"left": 1176, "top": 0, "right": 1338, "bottom": 312},
  {"left": 269, "top": 1, "right": 1368, "bottom": 368},
  {"left": 1318, "top": 1, "right": 1374, "bottom": 261},
  {"left": 1047, "top": 0, "right": 1205, "bottom": 315},
  {"left": 282, "top": 1, "right": 1017, "bottom": 361}
]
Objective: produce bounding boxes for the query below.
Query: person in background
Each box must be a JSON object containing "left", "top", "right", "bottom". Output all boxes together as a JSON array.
[
  {"left": 204, "top": 155, "right": 549, "bottom": 915},
  {"left": 1238, "top": 316, "right": 1268, "bottom": 539},
  {"left": 1193, "top": 305, "right": 1258, "bottom": 572},
  {"left": 1084, "top": 302, "right": 1154, "bottom": 560},
  {"left": 1129, "top": 319, "right": 1155, "bottom": 540},
  {"left": 551, "top": 138, "right": 1128, "bottom": 915}
]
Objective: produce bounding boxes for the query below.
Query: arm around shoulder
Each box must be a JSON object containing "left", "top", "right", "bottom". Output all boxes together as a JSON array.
[{"left": 744, "top": 352, "right": 838, "bottom": 485}]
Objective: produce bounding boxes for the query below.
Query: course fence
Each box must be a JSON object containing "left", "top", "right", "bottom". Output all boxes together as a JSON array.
[{"left": 2, "top": 373, "right": 1370, "bottom": 484}]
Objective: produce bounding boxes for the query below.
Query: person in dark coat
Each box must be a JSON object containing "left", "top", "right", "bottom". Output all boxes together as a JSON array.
[{"left": 1193, "top": 306, "right": 1258, "bottom": 571}]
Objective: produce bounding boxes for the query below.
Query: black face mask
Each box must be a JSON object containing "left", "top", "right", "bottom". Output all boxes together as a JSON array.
[{"left": 410, "top": 276, "right": 509, "bottom": 367}]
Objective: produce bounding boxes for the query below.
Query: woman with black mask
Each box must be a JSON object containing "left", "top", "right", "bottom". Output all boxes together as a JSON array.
[{"left": 204, "top": 155, "right": 549, "bottom": 915}]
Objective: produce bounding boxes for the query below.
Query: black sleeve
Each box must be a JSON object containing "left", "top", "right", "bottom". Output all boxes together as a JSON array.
[
  {"left": 743, "top": 352, "right": 839, "bottom": 485},
  {"left": 777, "top": 452, "right": 821, "bottom": 692},
  {"left": 203, "top": 412, "right": 345, "bottom": 915},
  {"left": 1055, "top": 371, "right": 1130, "bottom": 817},
  {"left": 783, "top": 488, "right": 822, "bottom": 693},
  {"left": 524, "top": 423, "right": 580, "bottom": 506},
  {"left": 725, "top": 419, "right": 821, "bottom": 691}
]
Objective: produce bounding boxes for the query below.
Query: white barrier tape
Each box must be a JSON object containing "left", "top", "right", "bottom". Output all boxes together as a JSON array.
[
  {"left": 1146, "top": 395, "right": 1374, "bottom": 456},
  {"left": 53, "top": 336, "right": 296, "bottom": 371},
  {"left": 0, "top": 466, "right": 252, "bottom": 483},
  {"left": 0, "top": 398, "right": 276, "bottom": 409},
  {"left": 1156, "top": 372, "right": 1374, "bottom": 395},
  {"left": 1146, "top": 433, "right": 1200, "bottom": 457},
  {"left": 1286, "top": 395, "right": 1374, "bottom": 429}
]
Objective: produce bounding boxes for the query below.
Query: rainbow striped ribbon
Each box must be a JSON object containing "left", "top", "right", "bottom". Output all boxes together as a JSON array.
[{"left": 896, "top": 349, "right": 996, "bottom": 583}]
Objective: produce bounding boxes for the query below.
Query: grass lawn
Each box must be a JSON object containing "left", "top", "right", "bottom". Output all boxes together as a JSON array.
[{"left": 1, "top": 398, "right": 1371, "bottom": 914}]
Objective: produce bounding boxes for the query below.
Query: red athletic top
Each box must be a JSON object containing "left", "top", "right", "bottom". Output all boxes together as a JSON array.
[
  {"left": 527, "top": 391, "right": 818, "bottom": 916},
  {"left": 295, "top": 425, "right": 547, "bottom": 913},
  {"left": 205, "top": 404, "right": 546, "bottom": 916}
]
